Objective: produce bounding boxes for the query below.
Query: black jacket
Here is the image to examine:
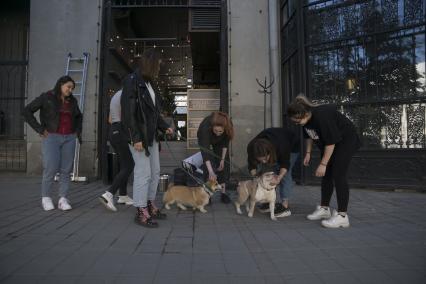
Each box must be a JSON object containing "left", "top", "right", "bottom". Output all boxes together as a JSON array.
[
  {"left": 247, "top": 127, "right": 300, "bottom": 171},
  {"left": 120, "top": 71, "right": 169, "bottom": 155},
  {"left": 23, "top": 91, "right": 82, "bottom": 137}
]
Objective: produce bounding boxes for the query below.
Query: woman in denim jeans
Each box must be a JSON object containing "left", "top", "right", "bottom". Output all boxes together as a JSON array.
[
  {"left": 121, "top": 49, "right": 173, "bottom": 228},
  {"left": 23, "top": 76, "right": 82, "bottom": 211},
  {"left": 247, "top": 127, "right": 300, "bottom": 217}
]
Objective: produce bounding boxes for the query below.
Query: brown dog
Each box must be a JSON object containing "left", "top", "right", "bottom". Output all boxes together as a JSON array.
[
  {"left": 163, "top": 180, "right": 222, "bottom": 213},
  {"left": 234, "top": 171, "right": 278, "bottom": 220}
]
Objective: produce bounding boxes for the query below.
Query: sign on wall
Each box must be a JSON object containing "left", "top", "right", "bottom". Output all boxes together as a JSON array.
[{"left": 187, "top": 89, "right": 220, "bottom": 149}]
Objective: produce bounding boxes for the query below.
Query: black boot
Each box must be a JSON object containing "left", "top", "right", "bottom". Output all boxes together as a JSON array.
[
  {"left": 135, "top": 207, "right": 158, "bottom": 228},
  {"left": 147, "top": 200, "right": 167, "bottom": 219}
]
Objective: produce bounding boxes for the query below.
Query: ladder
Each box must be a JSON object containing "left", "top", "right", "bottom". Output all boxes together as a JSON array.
[{"left": 66, "top": 52, "right": 89, "bottom": 182}]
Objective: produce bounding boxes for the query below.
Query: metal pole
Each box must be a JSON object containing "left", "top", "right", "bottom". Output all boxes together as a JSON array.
[{"left": 268, "top": 0, "right": 281, "bottom": 127}]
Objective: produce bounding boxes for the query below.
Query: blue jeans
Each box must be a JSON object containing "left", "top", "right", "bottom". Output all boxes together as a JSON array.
[
  {"left": 277, "top": 152, "right": 299, "bottom": 202},
  {"left": 129, "top": 141, "right": 160, "bottom": 208},
  {"left": 41, "top": 133, "right": 76, "bottom": 198}
]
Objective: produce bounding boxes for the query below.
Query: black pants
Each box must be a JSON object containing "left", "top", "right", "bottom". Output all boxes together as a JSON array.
[
  {"left": 202, "top": 147, "right": 230, "bottom": 186},
  {"left": 108, "top": 123, "right": 134, "bottom": 196},
  {"left": 320, "top": 136, "right": 359, "bottom": 212}
]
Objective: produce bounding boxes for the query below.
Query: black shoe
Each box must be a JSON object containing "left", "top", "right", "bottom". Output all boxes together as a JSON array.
[
  {"left": 220, "top": 193, "right": 231, "bottom": 204},
  {"left": 135, "top": 208, "right": 158, "bottom": 228},
  {"left": 258, "top": 203, "right": 270, "bottom": 213},
  {"left": 274, "top": 205, "right": 291, "bottom": 218},
  {"left": 147, "top": 200, "right": 167, "bottom": 219},
  {"left": 274, "top": 203, "right": 288, "bottom": 217}
]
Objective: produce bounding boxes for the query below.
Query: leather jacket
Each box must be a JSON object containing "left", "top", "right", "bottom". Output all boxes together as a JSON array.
[
  {"left": 120, "top": 71, "right": 169, "bottom": 156},
  {"left": 23, "top": 91, "right": 82, "bottom": 138}
]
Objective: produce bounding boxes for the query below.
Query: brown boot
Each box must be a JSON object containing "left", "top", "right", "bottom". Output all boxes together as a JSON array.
[
  {"left": 147, "top": 200, "right": 167, "bottom": 219},
  {"left": 135, "top": 207, "right": 158, "bottom": 228}
]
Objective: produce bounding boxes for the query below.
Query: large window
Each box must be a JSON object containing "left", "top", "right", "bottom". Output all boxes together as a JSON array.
[{"left": 304, "top": 0, "right": 425, "bottom": 148}]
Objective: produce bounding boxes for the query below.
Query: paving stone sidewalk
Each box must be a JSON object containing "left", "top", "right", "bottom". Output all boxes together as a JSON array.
[{"left": 0, "top": 175, "right": 425, "bottom": 284}]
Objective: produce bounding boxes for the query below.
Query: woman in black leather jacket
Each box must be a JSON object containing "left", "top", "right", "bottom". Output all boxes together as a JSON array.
[
  {"left": 121, "top": 49, "right": 173, "bottom": 228},
  {"left": 23, "top": 75, "right": 82, "bottom": 211}
]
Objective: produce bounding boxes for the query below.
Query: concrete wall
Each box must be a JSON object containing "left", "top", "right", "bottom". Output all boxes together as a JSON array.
[
  {"left": 26, "top": 0, "right": 102, "bottom": 177},
  {"left": 228, "top": 0, "right": 279, "bottom": 172}
]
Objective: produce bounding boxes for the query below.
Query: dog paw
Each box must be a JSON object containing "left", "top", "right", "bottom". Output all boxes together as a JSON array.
[
  {"left": 271, "top": 217, "right": 277, "bottom": 221},
  {"left": 199, "top": 208, "right": 207, "bottom": 213},
  {"left": 236, "top": 209, "right": 242, "bottom": 215},
  {"left": 165, "top": 204, "right": 171, "bottom": 210},
  {"left": 248, "top": 213, "right": 253, "bottom": 218},
  {"left": 177, "top": 204, "right": 187, "bottom": 210}
]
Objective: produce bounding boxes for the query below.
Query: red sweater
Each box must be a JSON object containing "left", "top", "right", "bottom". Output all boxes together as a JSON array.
[{"left": 55, "top": 100, "right": 73, "bottom": 135}]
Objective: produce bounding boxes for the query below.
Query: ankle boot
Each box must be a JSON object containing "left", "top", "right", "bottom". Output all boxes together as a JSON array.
[
  {"left": 147, "top": 200, "right": 167, "bottom": 219},
  {"left": 135, "top": 207, "right": 158, "bottom": 228}
]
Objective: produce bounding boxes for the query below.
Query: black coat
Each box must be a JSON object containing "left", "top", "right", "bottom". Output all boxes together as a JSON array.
[
  {"left": 23, "top": 91, "right": 82, "bottom": 137},
  {"left": 120, "top": 71, "right": 169, "bottom": 155}
]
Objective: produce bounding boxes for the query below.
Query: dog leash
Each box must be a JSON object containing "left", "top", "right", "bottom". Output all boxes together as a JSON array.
[
  {"left": 163, "top": 133, "right": 215, "bottom": 194},
  {"left": 171, "top": 130, "right": 252, "bottom": 180}
]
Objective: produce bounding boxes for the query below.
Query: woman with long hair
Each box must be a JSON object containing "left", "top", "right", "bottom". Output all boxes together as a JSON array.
[
  {"left": 197, "top": 111, "right": 234, "bottom": 203},
  {"left": 247, "top": 127, "right": 300, "bottom": 217},
  {"left": 23, "top": 75, "right": 82, "bottom": 211},
  {"left": 121, "top": 49, "right": 173, "bottom": 228},
  {"left": 287, "top": 94, "right": 361, "bottom": 228}
]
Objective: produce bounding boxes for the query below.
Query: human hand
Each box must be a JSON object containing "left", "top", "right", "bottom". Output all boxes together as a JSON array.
[
  {"left": 134, "top": 142, "right": 144, "bottom": 152},
  {"left": 40, "top": 130, "right": 48, "bottom": 138},
  {"left": 303, "top": 153, "right": 311, "bottom": 166},
  {"left": 209, "top": 171, "right": 217, "bottom": 182},
  {"left": 315, "top": 164, "right": 327, "bottom": 177},
  {"left": 217, "top": 159, "right": 225, "bottom": 171}
]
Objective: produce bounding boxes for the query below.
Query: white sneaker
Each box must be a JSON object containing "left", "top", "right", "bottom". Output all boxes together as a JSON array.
[
  {"left": 307, "top": 205, "right": 331, "bottom": 220},
  {"left": 58, "top": 197, "right": 72, "bottom": 211},
  {"left": 321, "top": 210, "right": 350, "bottom": 228},
  {"left": 42, "top": 197, "right": 54, "bottom": 211},
  {"left": 99, "top": 192, "right": 117, "bottom": 211},
  {"left": 117, "top": 195, "right": 133, "bottom": 205}
]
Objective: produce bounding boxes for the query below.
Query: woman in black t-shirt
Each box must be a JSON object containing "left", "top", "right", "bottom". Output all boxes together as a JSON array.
[
  {"left": 287, "top": 95, "right": 361, "bottom": 228},
  {"left": 197, "top": 111, "right": 234, "bottom": 203}
]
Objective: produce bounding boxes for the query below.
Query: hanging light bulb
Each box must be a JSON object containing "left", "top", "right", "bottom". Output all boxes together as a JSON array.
[
  {"left": 171, "top": 43, "right": 174, "bottom": 47},
  {"left": 153, "top": 44, "right": 156, "bottom": 48}
]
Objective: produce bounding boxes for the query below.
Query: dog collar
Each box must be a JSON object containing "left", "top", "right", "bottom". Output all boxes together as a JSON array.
[
  {"left": 259, "top": 179, "right": 275, "bottom": 191},
  {"left": 202, "top": 184, "right": 214, "bottom": 196}
]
